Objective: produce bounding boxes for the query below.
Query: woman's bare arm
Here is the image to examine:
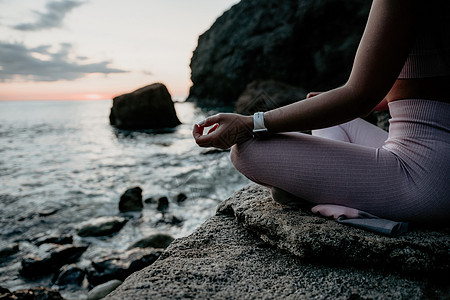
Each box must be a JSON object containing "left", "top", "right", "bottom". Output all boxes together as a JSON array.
[{"left": 264, "top": 0, "right": 417, "bottom": 133}]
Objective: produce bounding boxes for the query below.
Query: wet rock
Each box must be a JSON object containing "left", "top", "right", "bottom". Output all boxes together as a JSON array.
[
  {"left": 235, "top": 80, "right": 306, "bottom": 115},
  {"left": 106, "top": 212, "right": 438, "bottom": 299},
  {"left": 54, "top": 264, "right": 86, "bottom": 286},
  {"left": 0, "top": 243, "right": 19, "bottom": 259},
  {"left": 109, "top": 83, "right": 181, "bottom": 130},
  {"left": 156, "top": 197, "right": 169, "bottom": 213},
  {"left": 175, "top": 193, "right": 188, "bottom": 203},
  {"left": 38, "top": 206, "right": 59, "bottom": 217},
  {"left": 144, "top": 197, "right": 154, "bottom": 204},
  {"left": 156, "top": 215, "right": 183, "bottom": 226},
  {"left": 34, "top": 233, "right": 73, "bottom": 246},
  {"left": 188, "top": 0, "right": 371, "bottom": 106},
  {"left": 0, "top": 287, "right": 63, "bottom": 299},
  {"left": 87, "top": 248, "right": 163, "bottom": 286},
  {"left": 77, "top": 216, "right": 128, "bottom": 237},
  {"left": 20, "top": 244, "right": 88, "bottom": 278},
  {"left": 127, "top": 234, "right": 174, "bottom": 250},
  {"left": 119, "top": 187, "right": 143, "bottom": 213},
  {"left": 225, "top": 184, "right": 450, "bottom": 275},
  {"left": 87, "top": 280, "right": 122, "bottom": 300}
]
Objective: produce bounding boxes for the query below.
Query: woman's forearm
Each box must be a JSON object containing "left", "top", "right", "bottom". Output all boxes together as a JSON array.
[{"left": 264, "top": 84, "right": 379, "bottom": 133}]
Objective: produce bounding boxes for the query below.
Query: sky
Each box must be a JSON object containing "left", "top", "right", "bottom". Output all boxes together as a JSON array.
[{"left": 0, "top": 0, "right": 239, "bottom": 101}]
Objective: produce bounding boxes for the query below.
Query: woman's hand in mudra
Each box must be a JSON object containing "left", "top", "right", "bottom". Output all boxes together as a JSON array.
[{"left": 193, "top": 113, "right": 253, "bottom": 149}]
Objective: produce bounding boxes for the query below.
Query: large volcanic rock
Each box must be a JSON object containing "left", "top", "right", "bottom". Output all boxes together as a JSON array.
[
  {"left": 188, "top": 0, "right": 371, "bottom": 106},
  {"left": 110, "top": 83, "right": 181, "bottom": 130}
]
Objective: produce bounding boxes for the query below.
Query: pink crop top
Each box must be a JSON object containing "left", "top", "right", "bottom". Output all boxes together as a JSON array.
[{"left": 398, "top": 16, "right": 450, "bottom": 79}]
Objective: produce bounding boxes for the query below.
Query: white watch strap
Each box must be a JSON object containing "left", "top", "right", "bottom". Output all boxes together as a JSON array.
[{"left": 253, "top": 112, "right": 266, "bottom": 130}]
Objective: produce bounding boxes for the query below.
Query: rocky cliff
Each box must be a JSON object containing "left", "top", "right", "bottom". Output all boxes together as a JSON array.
[
  {"left": 188, "top": 0, "right": 371, "bottom": 106},
  {"left": 107, "top": 185, "right": 450, "bottom": 299}
]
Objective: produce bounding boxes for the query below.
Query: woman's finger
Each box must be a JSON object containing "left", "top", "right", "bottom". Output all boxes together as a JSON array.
[
  {"left": 207, "top": 123, "right": 219, "bottom": 135},
  {"left": 192, "top": 124, "right": 203, "bottom": 140},
  {"left": 196, "top": 114, "right": 221, "bottom": 127}
]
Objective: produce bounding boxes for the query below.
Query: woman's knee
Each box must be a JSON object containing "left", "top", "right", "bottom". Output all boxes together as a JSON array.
[{"left": 230, "top": 143, "right": 246, "bottom": 171}]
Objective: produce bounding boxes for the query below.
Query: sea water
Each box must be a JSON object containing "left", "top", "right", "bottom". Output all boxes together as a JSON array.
[{"left": 0, "top": 100, "right": 249, "bottom": 293}]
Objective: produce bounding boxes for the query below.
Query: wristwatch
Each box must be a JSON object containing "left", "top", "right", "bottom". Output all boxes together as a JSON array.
[{"left": 253, "top": 112, "right": 268, "bottom": 139}]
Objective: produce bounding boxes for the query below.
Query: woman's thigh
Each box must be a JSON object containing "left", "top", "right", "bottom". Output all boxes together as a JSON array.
[{"left": 230, "top": 133, "right": 404, "bottom": 219}]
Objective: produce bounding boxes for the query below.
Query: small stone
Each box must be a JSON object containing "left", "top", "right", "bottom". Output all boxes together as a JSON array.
[
  {"left": 54, "top": 264, "right": 86, "bottom": 286},
  {"left": 119, "top": 187, "right": 143, "bottom": 213},
  {"left": 144, "top": 197, "right": 154, "bottom": 204},
  {"left": 127, "top": 234, "right": 174, "bottom": 250},
  {"left": 87, "top": 280, "right": 122, "bottom": 300},
  {"left": 34, "top": 234, "right": 73, "bottom": 246},
  {"left": 156, "top": 215, "right": 183, "bottom": 226},
  {"left": 0, "top": 243, "right": 19, "bottom": 258},
  {"left": 77, "top": 216, "right": 128, "bottom": 237},
  {"left": 176, "top": 193, "right": 188, "bottom": 203},
  {"left": 38, "top": 206, "right": 59, "bottom": 217},
  {"left": 157, "top": 197, "right": 169, "bottom": 212}
]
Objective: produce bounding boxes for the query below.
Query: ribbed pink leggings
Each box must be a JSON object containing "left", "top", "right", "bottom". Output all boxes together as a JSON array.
[{"left": 230, "top": 99, "right": 450, "bottom": 223}]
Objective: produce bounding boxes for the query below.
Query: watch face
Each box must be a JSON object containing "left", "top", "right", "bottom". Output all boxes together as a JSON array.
[{"left": 253, "top": 128, "right": 268, "bottom": 139}]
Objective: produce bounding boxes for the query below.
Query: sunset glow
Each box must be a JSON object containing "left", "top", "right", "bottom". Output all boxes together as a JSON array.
[{"left": 0, "top": 0, "right": 239, "bottom": 101}]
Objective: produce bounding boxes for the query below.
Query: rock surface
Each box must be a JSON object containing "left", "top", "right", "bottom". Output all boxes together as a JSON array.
[
  {"left": 224, "top": 185, "right": 450, "bottom": 275},
  {"left": 107, "top": 185, "right": 450, "bottom": 299},
  {"left": 109, "top": 83, "right": 181, "bottom": 130},
  {"left": 188, "top": 0, "right": 371, "bottom": 106}
]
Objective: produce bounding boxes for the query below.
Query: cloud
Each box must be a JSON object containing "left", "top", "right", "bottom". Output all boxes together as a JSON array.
[
  {"left": 13, "top": 0, "right": 85, "bottom": 31},
  {"left": 0, "top": 41, "right": 128, "bottom": 82}
]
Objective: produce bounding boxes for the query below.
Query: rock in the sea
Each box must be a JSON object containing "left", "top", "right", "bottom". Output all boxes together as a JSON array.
[
  {"left": 188, "top": 0, "right": 371, "bottom": 106},
  {"left": 156, "top": 215, "right": 183, "bottom": 226},
  {"left": 77, "top": 216, "right": 128, "bottom": 237},
  {"left": 175, "top": 193, "right": 188, "bottom": 203},
  {"left": 235, "top": 80, "right": 305, "bottom": 115},
  {"left": 109, "top": 83, "right": 181, "bottom": 130},
  {"left": 20, "top": 244, "right": 88, "bottom": 278},
  {"left": 87, "top": 248, "right": 163, "bottom": 286},
  {"left": 87, "top": 280, "right": 122, "bottom": 300},
  {"left": 127, "top": 234, "right": 174, "bottom": 250},
  {"left": 33, "top": 233, "right": 73, "bottom": 246},
  {"left": 0, "top": 243, "right": 19, "bottom": 259},
  {"left": 156, "top": 196, "right": 169, "bottom": 213},
  {"left": 119, "top": 187, "right": 143, "bottom": 213},
  {"left": 54, "top": 264, "right": 86, "bottom": 286},
  {"left": 0, "top": 287, "right": 64, "bottom": 300}
]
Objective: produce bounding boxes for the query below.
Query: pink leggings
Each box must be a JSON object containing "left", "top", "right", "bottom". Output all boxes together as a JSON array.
[{"left": 230, "top": 99, "right": 450, "bottom": 223}]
